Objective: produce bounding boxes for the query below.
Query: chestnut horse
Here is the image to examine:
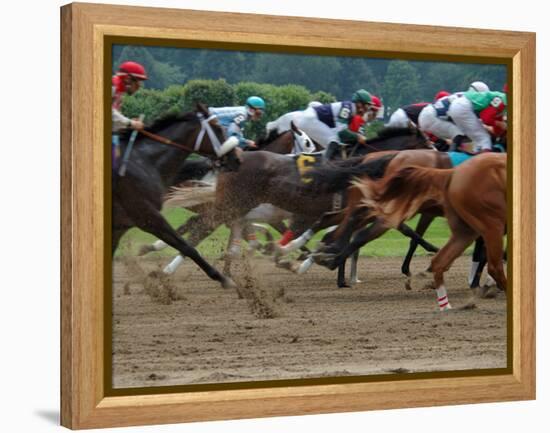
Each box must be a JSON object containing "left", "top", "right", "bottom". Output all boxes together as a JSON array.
[{"left": 360, "top": 153, "right": 507, "bottom": 310}]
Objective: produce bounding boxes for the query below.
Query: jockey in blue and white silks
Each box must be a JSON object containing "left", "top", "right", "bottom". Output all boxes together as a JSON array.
[
  {"left": 208, "top": 96, "right": 266, "bottom": 150},
  {"left": 266, "top": 89, "right": 378, "bottom": 159}
]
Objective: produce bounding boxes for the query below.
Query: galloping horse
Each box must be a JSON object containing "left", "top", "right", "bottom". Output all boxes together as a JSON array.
[
  {"left": 279, "top": 149, "right": 449, "bottom": 279},
  {"left": 296, "top": 148, "right": 502, "bottom": 289},
  {"left": 138, "top": 122, "right": 318, "bottom": 275},
  {"left": 359, "top": 153, "right": 507, "bottom": 310},
  {"left": 113, "top": 104, "right": 239, "bottom": 289},
  {"left": 163, "top": 128, "right": 434, "bottom": 282}
]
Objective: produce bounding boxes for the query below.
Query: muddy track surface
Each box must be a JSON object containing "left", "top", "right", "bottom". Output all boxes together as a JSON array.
[{"left": 112, "top": 255, "right": 507, "bottom": 389}]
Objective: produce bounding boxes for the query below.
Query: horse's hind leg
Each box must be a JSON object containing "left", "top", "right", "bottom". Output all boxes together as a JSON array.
[
  {"left": 133, "top": 206, "right": 234, "bottom": 289},
  {"left": 483, "top": 225, "right": 507, "bottom": 293}
]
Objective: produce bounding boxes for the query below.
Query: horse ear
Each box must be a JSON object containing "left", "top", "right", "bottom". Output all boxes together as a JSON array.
[
  {"left": 195, "top": 102, "right": 209, "bottom": 116},
  {"left": 290, "top": 121, "right": 301, "bottom": 134}
]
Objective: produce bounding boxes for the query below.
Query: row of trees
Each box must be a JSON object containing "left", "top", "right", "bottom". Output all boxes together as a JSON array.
[{"left": 114, "top": 45, "right": 507, "bottom": 113}]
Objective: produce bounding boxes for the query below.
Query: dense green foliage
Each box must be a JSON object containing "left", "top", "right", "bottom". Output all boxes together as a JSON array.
[
  {"left": 121, "top": 79, "right": 337, "bottom": 140},
  {"left": 113, "top": 44, "right": 507, "bottom": 115}
]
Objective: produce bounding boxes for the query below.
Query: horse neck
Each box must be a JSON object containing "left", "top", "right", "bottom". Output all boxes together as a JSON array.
[
  {"left": 135, "top": 121, "right": 198, "bottom": 187},
  {"left": 260, "top": 132, "right": 294, "bottom": 154}
]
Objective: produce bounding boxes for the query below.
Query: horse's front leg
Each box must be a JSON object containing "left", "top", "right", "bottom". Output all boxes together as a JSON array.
[
  {"left": 131, "top": 203, "right": 235, "bottom": 289},
  {"left": 400, "top": 213, "right": 436, "bottom": 277},
  {"left": 428, "top": 230, "right": 477, "bottom": 311}
]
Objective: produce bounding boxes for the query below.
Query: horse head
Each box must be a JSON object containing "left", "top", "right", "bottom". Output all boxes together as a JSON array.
[
  {"left": 192, "top": 102, "right": 241, "bottom": 165},
  {"left": 290, "top": 121, "right": 317, "bottom": 153}
]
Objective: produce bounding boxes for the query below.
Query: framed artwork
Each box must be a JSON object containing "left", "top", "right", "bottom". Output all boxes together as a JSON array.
[{"left": 61, "top": 2, "right": 535, "bottom": 429}]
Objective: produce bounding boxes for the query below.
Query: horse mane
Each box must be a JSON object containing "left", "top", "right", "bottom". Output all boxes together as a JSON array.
[
  {"left": 119, "top": 111, "right": 198, "bottom": 140},
  {"left": 146, "top": 111, "right": 198, "bottom": 133},
  {"left": 366, "top": 127, "right": 415, "bottom": 144},
  {"left": 359, "top": 165, "right": 452, "bottom": 228}
]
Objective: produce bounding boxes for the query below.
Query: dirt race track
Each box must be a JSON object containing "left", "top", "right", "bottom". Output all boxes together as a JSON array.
[{"left": 112, "top": 255, "right": 507, "bottom": 389}]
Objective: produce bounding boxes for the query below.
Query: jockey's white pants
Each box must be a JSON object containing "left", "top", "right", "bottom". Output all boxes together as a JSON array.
[
  {"left": 448, "top": 97, "right": 492, "bottom": 151},
  {"left": 385, "top": 108, "right": 410, "bottom": 129},
  {"left": 293, "top": 107, "right": 340, "bottom": 148},
  {"left": 266, "top": 111, "right": 301, "bottom": 134},
  {"left": 418, "top": 104, "right": 463, "bottom": 141}
]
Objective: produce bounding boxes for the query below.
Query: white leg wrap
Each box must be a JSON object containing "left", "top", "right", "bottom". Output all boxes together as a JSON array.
[
  {"left": 350, "top": 253, "right": 360, "bottom": 284},
  {"left": 280, "top": 229, "right": 314, "bottom": 254},
  {"left": 163, "top": 255, "right": 184, "bottom": 275},
  {"left": 153, "top": 239, "right": 168, "bottom": 251},
  {"left": 297, "top": 256, "right": 314, "bottom": 275},
  {"left": 436, "top": 285, "right": 452, "bottom": 311}
]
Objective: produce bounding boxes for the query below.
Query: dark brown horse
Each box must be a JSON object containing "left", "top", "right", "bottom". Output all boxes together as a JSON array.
[
  {"left": 169, "top": 128, "right": 434, "bottom": 272},
  {"left": 360, "top": 153, "right": 507, "bottom": 310},
  {"left": 112, "top": 104, "right": 239, "bottom": 289}
]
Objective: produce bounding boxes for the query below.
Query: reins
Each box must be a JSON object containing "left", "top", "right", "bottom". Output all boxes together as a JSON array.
[
  {"left": 139, "top": 129, "right": 196, "bottom": 153},
  {"left": 136, "top": 113, "right": 224, "bottom": 156}
]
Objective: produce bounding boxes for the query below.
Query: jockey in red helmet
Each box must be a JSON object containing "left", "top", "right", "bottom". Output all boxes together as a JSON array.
[
  {"left": 434, "top": 90, "right": 451, "bottom": 102},
  {"left": 112, "top": 61, "right": 148, "bottom": 171},
  {"left": 367, "top": 95, "right": 384, "bottom": 121}
]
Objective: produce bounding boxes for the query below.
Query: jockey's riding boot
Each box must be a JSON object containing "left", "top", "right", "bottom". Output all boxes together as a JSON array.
[
  {"left": 324, "top": 141, "right": 340, "bottom": 161},
  {"left": 450, "top": 135, "right": 467, "bottom": 152}
]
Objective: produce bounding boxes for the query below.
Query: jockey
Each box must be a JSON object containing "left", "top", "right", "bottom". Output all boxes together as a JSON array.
[
  {"left": 208, "top": 96, "right": 266, "bottom": 150},
  {"left": 418, "top": 92, "right": 465, "bottom": 150},
  {"left": 368, "top": 95, "right": 384, "bottom": 122},
  {"left": 112, "top": 61, "right": 148, "bottom": 170},
  {"left": 292, "top": 89, "right": 375, "bottom": 159},
  {"left": 468, "top": 81, "right": 490, "bottom": 93},
  {"left": 341, "top": 95, "right": 384, "bottom": 147},
  {"left": 387, "top": 90, "right": 449, "bottom": 130},
  {"left": 448, "top": 89, "right": 507, "bottom": 152}
]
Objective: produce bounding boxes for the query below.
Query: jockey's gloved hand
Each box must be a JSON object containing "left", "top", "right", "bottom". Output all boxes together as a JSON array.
[{"left": 130, "top": 119, "right": 145, "bottom": 130}]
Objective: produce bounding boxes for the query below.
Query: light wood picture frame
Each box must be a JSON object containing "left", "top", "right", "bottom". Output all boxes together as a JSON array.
[{"left": 61, "top": 2, "right": 535, "bottom": 429}]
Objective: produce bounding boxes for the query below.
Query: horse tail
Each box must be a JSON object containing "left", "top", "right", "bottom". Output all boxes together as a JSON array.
[
  {"left": 304, "top": 153, "right": 397, "bottom": 193},
  {"left": 358, "top": 165, "right": 453, "bottom": 228},
  {"left": 163, "top": 179, "right": 217, "bottom": 209}
]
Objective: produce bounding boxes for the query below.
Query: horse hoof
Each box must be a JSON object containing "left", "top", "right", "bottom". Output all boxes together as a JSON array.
[
  {"left": 477, "top": 285, "right": 498, "bottom": 299},
  {"left": 221, "top": 277, "right": 237, "bottom": 289}
]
